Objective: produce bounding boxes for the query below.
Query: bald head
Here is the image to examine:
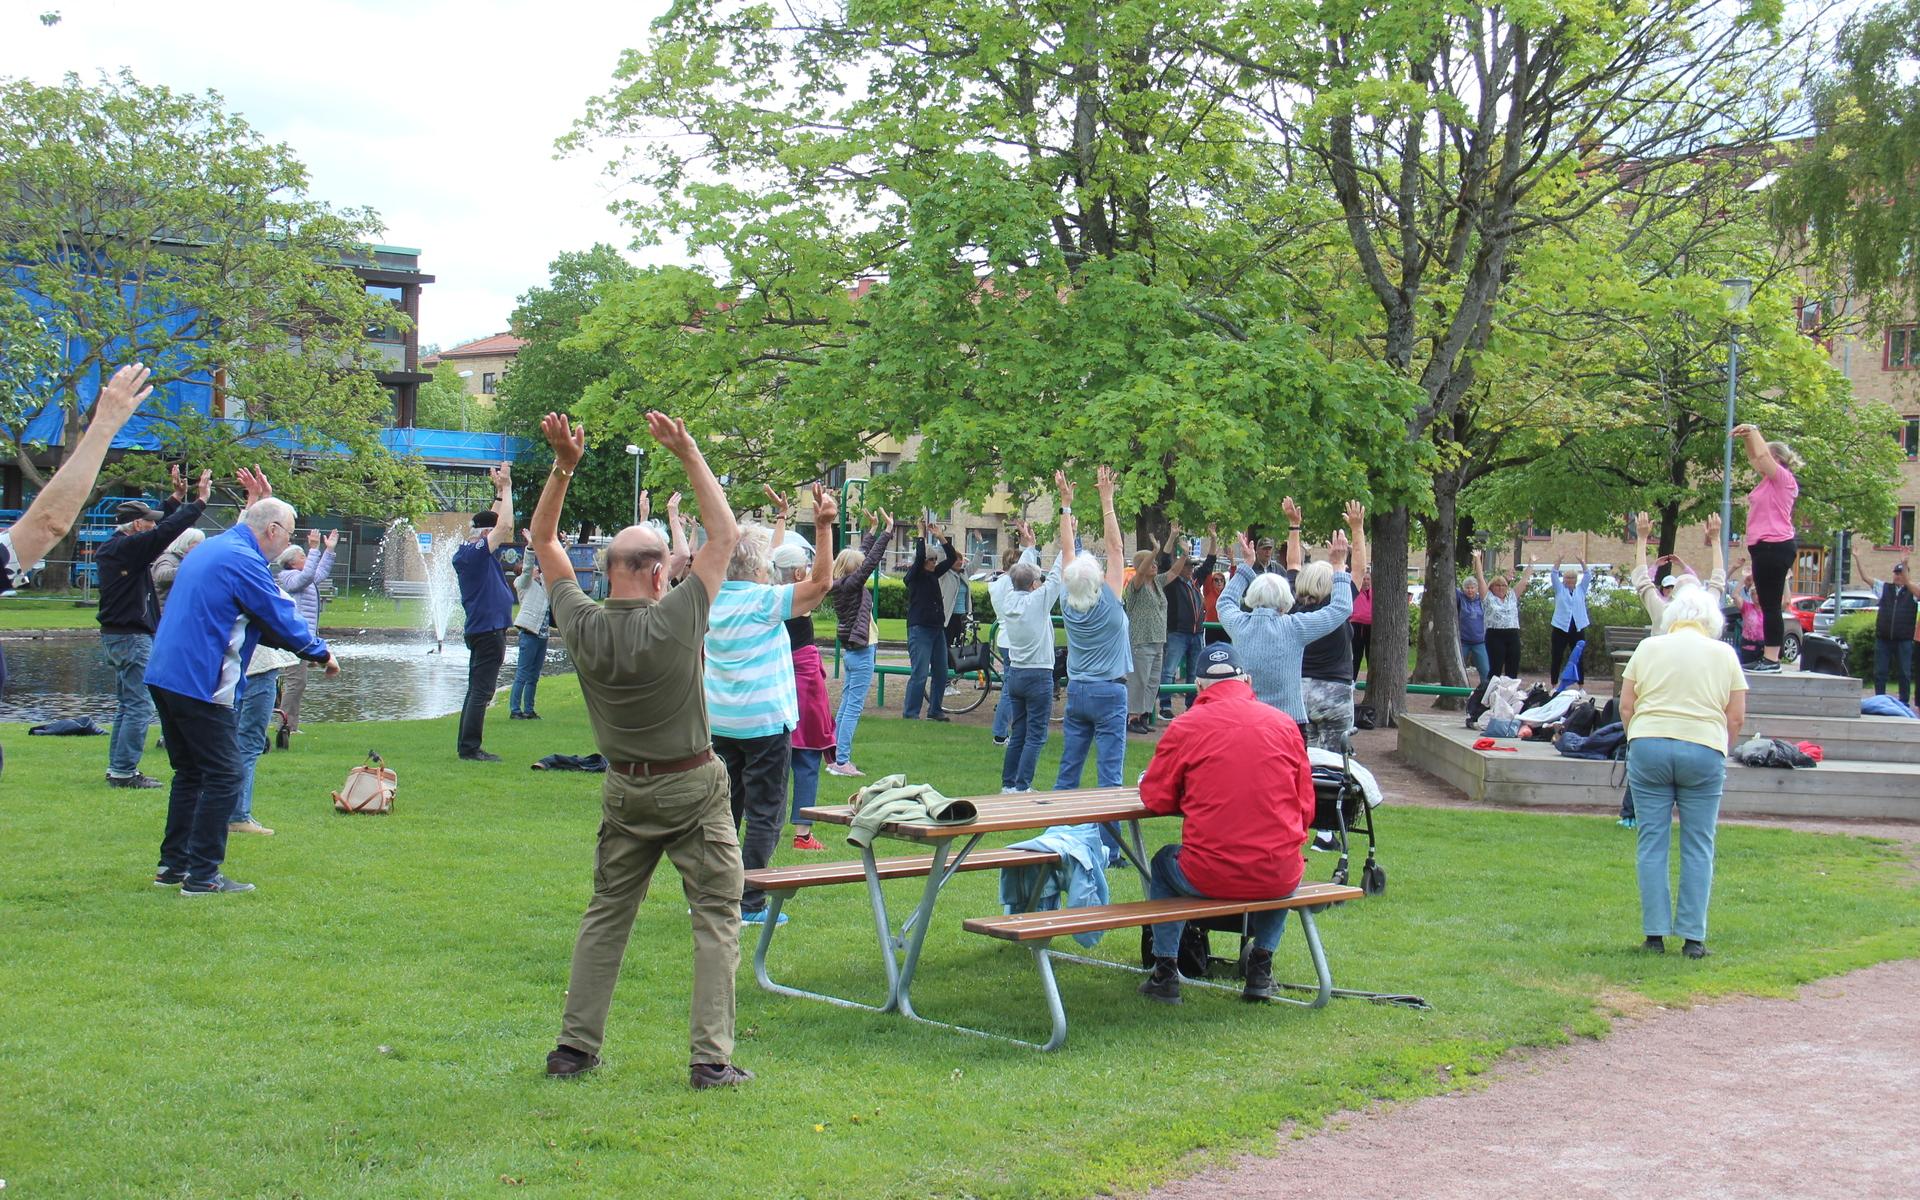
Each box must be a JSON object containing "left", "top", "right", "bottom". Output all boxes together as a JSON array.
[{"left": 605, "top": 523, "right": 669, "bottom": 598}]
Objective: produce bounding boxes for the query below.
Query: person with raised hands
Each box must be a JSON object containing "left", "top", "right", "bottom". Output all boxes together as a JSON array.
[
  {"left": 827, "top": 506, "right": 895, "bottom": 778},
  {"left": 1215, "top": 502, "right": 1360, "bottom": 734},
  {"left": 1052, "top": 467, "right": 1133, "bottom": 859},
  {"left": 451, "top": 461, "right": 516, "bottom": 761},
  {"left": 529, "top": 411, "right": 755, "bottom": 1090}
]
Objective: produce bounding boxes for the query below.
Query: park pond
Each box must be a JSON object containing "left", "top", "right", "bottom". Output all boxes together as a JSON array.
[{"left": 0, "top": 634, "right": 574, "bottom": 725}]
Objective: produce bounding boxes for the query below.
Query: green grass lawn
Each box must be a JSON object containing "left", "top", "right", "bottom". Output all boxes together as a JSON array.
[{"left": 3, "top": 686, "right": 1917, "bottom": 1199}]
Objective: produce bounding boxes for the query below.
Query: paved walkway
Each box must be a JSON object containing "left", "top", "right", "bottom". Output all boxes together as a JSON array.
[{"left": 1148, "top": 957, "right": 1920, "bottom": 1200}]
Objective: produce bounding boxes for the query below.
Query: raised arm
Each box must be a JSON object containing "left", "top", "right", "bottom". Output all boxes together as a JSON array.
[
  {"left": 9, "top": 363, "right": 153, "bottom": 564},
  {"left": 666, "top": 491, "right": 690, "bottom": 579},
  {"left": 530, "top": 416, "right": 586, "bottom": 589},
  {"left": 1216, "top": 548, "right": 1255, "bottom": 636},
  {"left": 1470, "top": 546, "right": 1486, "bottom": 598},
  {"left": 763, "top": 484, "right": 791, "bottom": 551},
  {"left": 1054, "top": 471, "right": 1077, "bottom": 571},
  {"left": 650, "top": 411, "right": 738, "bottom": 600},
  {"left": 790, "top": 484, "right": 839, "bottom": 614},
  {"left": 1732, "top": 423, "right": 1779, "bottom": 479},
  {"left": 1096, "top": 466, "right": 1125, "bottom": 594},
  {"left": 1703, "top": 511, "right": 1725, "bottom": 593},
  {"left": 1344, "top": 501, "right": 1368, "bottom": 582},
  {"left": 486, "top": 462, "right": 514, "bottom": 550},
  {"left": 1282, "top": 496, "right": 1303, "bottom": 573}
]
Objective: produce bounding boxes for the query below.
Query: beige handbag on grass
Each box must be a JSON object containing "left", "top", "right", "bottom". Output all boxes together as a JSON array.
[{"left": 332, "top": 751, "right": 397, "bottom": 814}]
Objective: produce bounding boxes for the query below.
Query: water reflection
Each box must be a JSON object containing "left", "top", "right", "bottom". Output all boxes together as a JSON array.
[{"left": 0, "top": 636, "right": 573, "bottom": 725}]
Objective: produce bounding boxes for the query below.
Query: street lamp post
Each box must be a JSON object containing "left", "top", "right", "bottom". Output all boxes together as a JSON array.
[
  {"left": 625, "top": 444, "right": 643, "bottom": 524},
  {"left": 1720, "top": 278, "right": 1752, "bottom": 566}
]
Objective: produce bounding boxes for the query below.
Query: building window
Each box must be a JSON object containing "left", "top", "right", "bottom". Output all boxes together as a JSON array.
[
  {"left": 869, "top": 460, "right": 891, "bottom": 476},
  {"left": 965, "top": 528, "right": 997, "bottom": 568},
  {"left": 1887, "top": 326, "right": 1918, "bottom": 370},
  {"left": 1796, "top": 296, "right": 1827, "bottom": 336},
  {"left": 364, "top": 283, "right": 406, "bottom": 342},
  {"left": 824, "top": 464, "right": 847, "bottom": 489},
  {"left": 480, "top": 372, "right": 498, "bottom": 395},
  {"left": 1897, "top": 506, "right": 1916, "bottom": 549},
  {"left": 1903, "top": 416, "right": 1920, "bottom": 460},
  {"left": 1520, "top": 519, "right": 1553, "bottom": 540}
]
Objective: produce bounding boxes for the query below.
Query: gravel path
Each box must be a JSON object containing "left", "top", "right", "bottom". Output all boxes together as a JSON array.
[{"left": 1146, "top": 957, "right": 1920, "bottom": 1200}]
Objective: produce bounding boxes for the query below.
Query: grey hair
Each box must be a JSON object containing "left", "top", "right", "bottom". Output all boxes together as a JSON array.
[
  {"left": 727, "top": 523, "right": 773, "bottom": 583},
  {"left": 1063, "top": 555, "right": 1103, "bottom": 612},
  {"left": 276, "top": 545, "right": 304, "bottom": 568},
  {"left": 165, "top": 527, "right": 205, "bottom": 556},
  {"left": 1661, "top": 584, "right": 1726, "bottom": 637},
  {"left": 1246, "top": 572, "right": 1294, "bottom": 613},
  {"left": 1008, "top": 561, "right": 1042, "bottom": 591},
  {"left": 243, "top": 498, "right": 295, "bottom": 538},
  {"left": 1294, "top": 561, "right": 1334, "bottom": 606}
]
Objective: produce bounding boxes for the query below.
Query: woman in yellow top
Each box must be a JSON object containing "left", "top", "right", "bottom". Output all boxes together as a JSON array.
[{"left": 1619, "top": 585, "right": 1749, "bottom": 959}]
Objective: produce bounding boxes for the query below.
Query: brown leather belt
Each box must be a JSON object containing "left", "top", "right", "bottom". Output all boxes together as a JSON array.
[{"left": 607, "top": 748, "right": 715, "bottom": 777}]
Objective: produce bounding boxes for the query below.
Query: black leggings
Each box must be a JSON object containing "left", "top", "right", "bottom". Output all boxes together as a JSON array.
[
  {"left": 1748, "top": 539, "right": 1796, "bottom": 651},
  {"left": 1351, "top": 622, "right": 1371, "bottom": 679},
  {"left": 1550, "top": 624, "right": 1587, "bottom": 684},
  {"left": 1486, "top": 628, "right": 1522, "bottom": 679}
]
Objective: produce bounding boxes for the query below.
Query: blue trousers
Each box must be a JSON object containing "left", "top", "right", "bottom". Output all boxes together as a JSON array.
[
  {"left": 510, "top": 630, "right": 547, "bottom": 715},
  {"left": 233, "top": 669, "right": 278, "bottom": 823},
  {"left": 1873, "top": 637, "right": 1913, "bottom": 705},
  {"left": 103, "top": 632, "right": 155, "bottom": 778},
  {"left": 1148, "top": 845, "right": 1286, "bottom": 959},
  {"left": 833, "top": 643, "right": 876, "bottom": 765},
  {"left": 903, "top": 624, "right": 947, "bottom": 719},
  {"left": 790, "top": 747, "right": 822, "bottom": 823},
  {"left": 1460, "top": 639, "right": 1489, "bottom": 683},
  {"left": 1000, "top": 666, "right": 1054, "bottom": 790},
  {"left": 1161, "top": 631, "right": 1201, "bottom": 713},
  {"left": 1627, "top": 737, "right": 1726, "bottom": 941},
  {"left": 991, "top": 647, "right": 1014, "bottom": 739},
  {"left": 1055, "top": 677, "right": 1128, "bottom": 861}
]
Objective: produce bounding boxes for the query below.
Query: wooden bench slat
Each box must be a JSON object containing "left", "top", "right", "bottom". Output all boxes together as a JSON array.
[
  {"left": 745, "top": 847, "right": 1062, "bottom": 892},
  {"left": 962, "top": 883, "right": 1364, "bottom": 942}
]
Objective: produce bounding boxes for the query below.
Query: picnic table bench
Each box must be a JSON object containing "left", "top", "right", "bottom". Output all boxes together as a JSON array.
[{"left": 745, "top": 787, "right": 1400, "bottom": 1051}]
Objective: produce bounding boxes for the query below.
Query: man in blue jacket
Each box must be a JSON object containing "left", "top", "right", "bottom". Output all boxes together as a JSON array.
[
  {"left": 146, "top": 473, "right": 338, "bottom": 895},
  {"left": 452, "top": 462, "right": 515, "bottom": 761},
  {"left": 96, "top": 466, "right": 209, "bottom": 789}
]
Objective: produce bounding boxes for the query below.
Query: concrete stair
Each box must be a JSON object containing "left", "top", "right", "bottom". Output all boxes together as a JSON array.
[{"left": 1397, "top": 670, "right": 1920, "bottom": 821}]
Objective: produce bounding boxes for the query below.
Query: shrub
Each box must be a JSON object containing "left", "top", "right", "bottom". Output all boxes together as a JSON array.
[
  {"left": 862, "top": 575, "right": 996, "bottom": 621},
  {"left": 1831, "top": 612, "right": 1877, "bottom": 681}
]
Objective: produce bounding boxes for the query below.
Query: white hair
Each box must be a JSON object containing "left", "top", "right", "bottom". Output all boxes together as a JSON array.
[
  {"left": 1294, "top": 561, "right": 1334, "bottom": 606},
  {"left": 276, "top": 545, "right": 304, "bottom": 568},
  {"left": 243, "top": 498, "right": 295, "bottom": 538},
  {"left": 1063, "top": 556, "right": 1103, "bottom": 612},
  {"left": 1246, "top": 572, "right": 1293, "bottom": 613},
  {"left": 165, "top": 527, "right": 205, "bottom": 556},
  {"left": 727, "top": 523, "right": 773, "bottom": 583},
  {"left": 1661, "top": 584, "right": 1725, "bottom": 636},
  {"left": 1008, "top": 561, "right": 1042, "bottom": 591}
]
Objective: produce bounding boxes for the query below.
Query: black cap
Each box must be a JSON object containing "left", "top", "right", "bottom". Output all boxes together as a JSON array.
[
  {"left": 1197, "top": 643, "right": 1244, "bottom": 680},
  {"left": 115, "top": 501, "right": 165, "bottom": 523},
  {"left": 472, "top": 511, "right": 500, "bottom": 529}
]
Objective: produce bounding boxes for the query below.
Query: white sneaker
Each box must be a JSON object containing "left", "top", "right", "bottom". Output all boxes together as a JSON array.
[
  {"left": 229, "top": 819, "right": 275, "bottom": 836},
  {"left": 825, "top": 761, "right": 864, "bottom": 777}
]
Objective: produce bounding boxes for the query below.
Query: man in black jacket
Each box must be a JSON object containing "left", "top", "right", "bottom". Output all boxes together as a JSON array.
[
  {"left": 902, "top": 518, "right": 956, "bottom": 721},
  {"left": 1857, "top": 554, "right": 1918, "bottom": 705},
  {"left": 1160, "top": 530, "right": 1217, "bottom": 718},
  {"left": 98, "top": 466, "right": 210, "bottom": 788}
]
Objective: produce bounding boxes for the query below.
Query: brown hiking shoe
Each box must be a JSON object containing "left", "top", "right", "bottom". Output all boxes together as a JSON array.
[
  {"left": 545, "top": 1044, "right": 600, "bottom": 1078},
  {"left": 690, "top": 1062, "right": 754, "bottom": 1090}
]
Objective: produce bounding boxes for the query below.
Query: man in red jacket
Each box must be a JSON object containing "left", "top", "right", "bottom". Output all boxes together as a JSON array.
[{"left": 1137, "top": 642, "right": 1316, "bottom": 1004}]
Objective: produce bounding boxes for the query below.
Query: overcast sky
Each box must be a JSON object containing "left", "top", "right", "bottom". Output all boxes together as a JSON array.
[{"left": 1, "top": 0, "right": 676, "bottom": 348}]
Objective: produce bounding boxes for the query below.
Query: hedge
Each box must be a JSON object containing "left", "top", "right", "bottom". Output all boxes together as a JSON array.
[
  {"left": 866, "top": 575, "right": 997, "bottom": 622},
  {"left": 1831, "top": 612, "right": 1878, "bottom": 682}
]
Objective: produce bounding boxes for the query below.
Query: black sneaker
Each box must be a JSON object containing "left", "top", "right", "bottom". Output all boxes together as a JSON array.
[
  {"left": 107, "top": 773, "right": 163, "bottom": 789},
  {"left": 690, "top": 1062, "right": 754, "bottom": 1090},
  {"left": 1682, "top": 939, "right": 1710, "bottom": 960},
  {"left": 545, "top": 1044, "right": 600, "bottom": 1078},
  {"left": 510, "top": 712, "right": 528, "bottom": 720},
  {"left": 1158, "top": 707, "right": 1175, "bottom": 721},
  {"left": 1242, "top": 948, "right": 1276, "bottom": 1002},
  {"left": 525, "top": 711, "right": 542, "bottom": 720},
  {"left": 1641, "top": 935, "right": 1666, "bottom": 953},
  {"left": 1138, "top": 957, "right": 1183, "bottom": 1005},
  {"left": 460, "top": 750, "right": 503, "bottom": 763},
  {"left": 180, "top": 873, "right": 255, "bottom": 896},
  {"left": 153, "top": 869, "right": 188, "bottom": 887},
  {"left": 992, "top": 735, "right": 1009, "bottom": 746},
  {"left": 927, "top": 712, "right": 951, "bottom": 723},
  {"left": 1747, "top": 660, "right": 1782, "bottom": 674}
]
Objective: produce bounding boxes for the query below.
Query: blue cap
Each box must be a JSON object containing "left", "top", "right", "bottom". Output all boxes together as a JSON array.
[{"left": 1197, "top": 643, "right": 1243, "bottom": 680}]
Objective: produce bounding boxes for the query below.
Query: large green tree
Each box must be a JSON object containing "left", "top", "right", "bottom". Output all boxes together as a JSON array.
[
  {"left": 493, "top": 245, "right": 646, "bottom": 536},
  {"left": 0, "top": 71, "right": 429, "bottom": 582},
  {"left": 561, "top": 0, "right": 1428, "bottom": 549}
]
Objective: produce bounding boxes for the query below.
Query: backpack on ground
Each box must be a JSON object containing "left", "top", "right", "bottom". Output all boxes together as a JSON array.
[{"left": 332, "top": 751, "right": 397, "bottom": 815}]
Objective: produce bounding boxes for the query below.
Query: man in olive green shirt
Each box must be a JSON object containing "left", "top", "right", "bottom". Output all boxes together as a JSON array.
[{"left": 528, "top": 408, "right": 754, "bottom": 1090}]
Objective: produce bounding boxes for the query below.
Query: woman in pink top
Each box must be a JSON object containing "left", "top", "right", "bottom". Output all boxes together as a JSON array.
[
  {"left": 1349, "top": 566, "right": 1374, "bottom": 679},
  {"left": 1732, "top": 423, "right": 1801, "bottom": 672}
]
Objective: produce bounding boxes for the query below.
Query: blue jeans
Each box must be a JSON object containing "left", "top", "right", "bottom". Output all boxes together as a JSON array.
[
  {"left": 1874, "top": 637, "right": 1913, "bottom": 704},
  {"left": 1628, "top": 737, "right": 1726, "bottom": 941},
  {"left": 904, "top": 624, "right": 947, "bottom": 719},
  {"left": 1162, "top": 631, "right": 1201, "bottom": 713},
  {"left": 103, "top": 632, "right": 155, "bottom": 778},
  {"left": 834, "top": 643, "right": 876, "bottom": 764},
  {"left": 1055, "top": 677, "right": 1129, "bottom": 861},
  {"left": 1148, "top": 844, "right": 1286, "bottom": 959},
  {"left": 1000, "top": 666, "right": 1054, "bottom": 790},
  {"left": 790, "top": 747, "right": 822, "bottom": 823},
  {"left": 991, "top": 648, "right": 1014, "bottom": 740},
  {"left": 1460, "top": 639, "right": 1489, "bottom": 682},
  {"left": 510, "top": 630, "right": 547, "bottom": 715},
  {"left": 233, "top": 669, "right": 278, "bottom": 823},
  {"left": 150, "top": 685, "right": 245, "bottom": 884}
]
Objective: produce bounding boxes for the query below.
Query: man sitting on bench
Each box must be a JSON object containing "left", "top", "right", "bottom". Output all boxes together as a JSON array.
[{"left": 1136, "top": 643, "right": 1317, "bottom": 1005}]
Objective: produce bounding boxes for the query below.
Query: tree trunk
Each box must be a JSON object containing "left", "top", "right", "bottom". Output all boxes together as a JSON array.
[
  {"left": 1415, "top": 490, "right": 1471, "bottom": 709},
  {"left": 1657, "top": 501, "right": 1681, "bottom": 564},
  {"left": 1367, "top": 505, "right": 1412, "bottom": 726}
]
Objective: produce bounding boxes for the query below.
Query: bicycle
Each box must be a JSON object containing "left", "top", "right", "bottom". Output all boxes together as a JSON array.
[{"left": 942, "top": 613, "right": 999, "bottom": 714}]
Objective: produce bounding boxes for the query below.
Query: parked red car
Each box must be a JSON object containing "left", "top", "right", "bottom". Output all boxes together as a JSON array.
[{"left": 1786, "top": 594, "right": 1821, "bottom": 634}]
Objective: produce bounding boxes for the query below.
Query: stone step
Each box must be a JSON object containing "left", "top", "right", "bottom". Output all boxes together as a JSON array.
[
  {"left": 1397, "top": 714, "right": 1920, "bottom": 821},
  {"left": 1738, "top": 670, "right": 1863, "bottom": 719},
  {"left": 1740, "top": 713, "right": 1920, "bottom": 765}
]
